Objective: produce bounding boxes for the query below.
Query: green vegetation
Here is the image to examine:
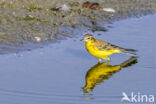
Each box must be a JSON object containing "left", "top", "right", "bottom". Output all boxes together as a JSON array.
[
  {"left": 16, "top": 16, "right": 36, "bottom": 21},
  {"left": 29, "top": 4, "right": 42, "bottom": 11}
]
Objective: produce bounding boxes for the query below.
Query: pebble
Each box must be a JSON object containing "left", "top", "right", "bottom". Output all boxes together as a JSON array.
[
  {"left": 83, "top": 1, "right": 100, "bottom": 10},
  {"left": 34, "top": 36, "right": 41, "bottom": 42},
  {"left": 61, "top": 4, "right": 70, "bottom": 11},
  {"left": 103, "top": 8, "right": 116, "bottom": 13}
]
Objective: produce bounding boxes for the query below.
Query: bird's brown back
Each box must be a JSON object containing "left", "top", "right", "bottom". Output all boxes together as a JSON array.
[{"left": 94, "top": 39, "right": 124, "bottom": 51}]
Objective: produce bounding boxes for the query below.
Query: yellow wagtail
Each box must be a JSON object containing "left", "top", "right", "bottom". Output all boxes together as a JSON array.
[{"left": 82, "top": 34, "right": 136, "bottom": 62}]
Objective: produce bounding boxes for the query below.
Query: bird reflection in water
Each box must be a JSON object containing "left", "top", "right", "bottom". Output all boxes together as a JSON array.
[{"left": 82, "top": 56, "right": 137, "bottom": 93}]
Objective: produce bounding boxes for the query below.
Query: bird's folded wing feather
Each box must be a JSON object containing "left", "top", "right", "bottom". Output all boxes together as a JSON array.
[{"left": 94, "top": 39, "right": 123, "bottom": 50}]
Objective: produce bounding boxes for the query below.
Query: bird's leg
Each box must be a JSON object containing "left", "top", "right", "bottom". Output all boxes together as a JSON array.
[
  {"left": 98, "top": 58, "right": 102, "bottom": 63},
  {"left": 107, "top": 57, "right": 110, "bottom": 62},
  {"left": 106, "top": 57, "right": 110, "bottom": 64}
]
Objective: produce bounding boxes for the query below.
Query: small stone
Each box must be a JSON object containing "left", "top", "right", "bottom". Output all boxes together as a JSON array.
[
  {"left": 83, "top": 1, "right": 100, "bottom": 10},
  {"left": 83, "top": 1, "right": 92, "bottom": 9},
  {"left": 61, "top": 4, "right": 70, "bottom": 11},
  {"left": 90, "top": 3, "right": 100, "bottom": 10},
  {"left": 103, "top": 8, "right": 116, "bottom": 13},
  {"left": 34, "top": 36, "right": 41, "bottom": 42}
]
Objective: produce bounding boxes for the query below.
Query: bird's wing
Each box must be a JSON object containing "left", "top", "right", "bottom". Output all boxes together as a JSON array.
[{"left": 94, "top": 39, "right": 124, "bottom": 50}]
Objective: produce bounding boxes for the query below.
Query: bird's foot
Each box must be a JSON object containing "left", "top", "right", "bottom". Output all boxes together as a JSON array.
[
  {"left": 98, "top": 59, "right": 102, "bottom": 63},
  {"left": 105, "top": 57, "right": 110, "bottom": 64}
]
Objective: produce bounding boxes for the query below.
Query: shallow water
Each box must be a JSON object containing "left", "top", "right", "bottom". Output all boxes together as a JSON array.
[{"left": 0, "top": 14, "right": 156, "bottom": 104}]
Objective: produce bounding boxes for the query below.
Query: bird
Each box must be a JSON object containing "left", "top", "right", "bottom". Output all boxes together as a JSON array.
[{"left": 82, "top": 34, "right": 136, "bottom": 62}]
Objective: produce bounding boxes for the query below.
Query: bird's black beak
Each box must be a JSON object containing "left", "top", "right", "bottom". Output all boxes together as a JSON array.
[{"left": 80, "top": 38, "right": 84, "bottom": 41}]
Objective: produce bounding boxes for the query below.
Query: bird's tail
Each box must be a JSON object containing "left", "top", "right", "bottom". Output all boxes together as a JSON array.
[
  {"left": 124, "top": 48, "right": 136, "bottom": 52},
  {"left": 121, "top": 48, "right": 137, "bottom": 56}
]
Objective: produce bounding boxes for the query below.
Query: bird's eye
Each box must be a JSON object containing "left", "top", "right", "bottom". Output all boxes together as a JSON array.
[{"left": 87, "top": 37, "right": 90, "bottom": 39}]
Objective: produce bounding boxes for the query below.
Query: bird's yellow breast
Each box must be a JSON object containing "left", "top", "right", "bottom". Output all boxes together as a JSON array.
[{"left": 85, "top": 41, "right": 116, "bottom": 59}]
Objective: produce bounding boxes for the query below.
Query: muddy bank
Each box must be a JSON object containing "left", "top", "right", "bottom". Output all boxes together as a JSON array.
[{"left": 0, "top": 0, "right": 156, "bottom": 53}]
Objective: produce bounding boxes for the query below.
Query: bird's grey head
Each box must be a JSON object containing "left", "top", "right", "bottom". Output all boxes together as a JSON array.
[{"left": 82, "top": 34, "right": 95, "bottom": 41}]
